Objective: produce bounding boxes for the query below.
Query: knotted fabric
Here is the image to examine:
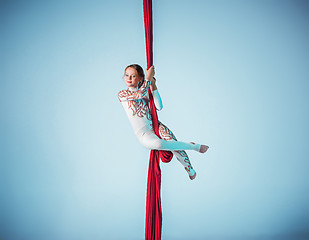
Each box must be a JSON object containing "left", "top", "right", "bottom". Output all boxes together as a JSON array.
[{"left": 143, "top": 0, "right": 173, "bottom": 239}]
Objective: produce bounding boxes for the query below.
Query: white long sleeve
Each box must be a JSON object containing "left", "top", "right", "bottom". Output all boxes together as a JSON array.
[
  {"left": 118, "top": 81, "right": 164, "bottom": 135},
  {"left": 152, "top": 89, "right": 163, "bottom": 111}
]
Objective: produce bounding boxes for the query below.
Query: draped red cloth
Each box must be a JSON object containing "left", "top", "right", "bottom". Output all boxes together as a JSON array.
[{"left": 143, "top": 0, "right": 173, "bottom": 239}]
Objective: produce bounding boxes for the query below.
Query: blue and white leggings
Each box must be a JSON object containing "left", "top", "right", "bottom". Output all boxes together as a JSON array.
[{"left": 136, "top": 122, "right": 199, "bottom": 176}]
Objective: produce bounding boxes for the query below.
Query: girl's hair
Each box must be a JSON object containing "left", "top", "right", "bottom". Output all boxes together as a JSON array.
[{"left": 125, "top": 64, "right": 145, "bottom": 89}]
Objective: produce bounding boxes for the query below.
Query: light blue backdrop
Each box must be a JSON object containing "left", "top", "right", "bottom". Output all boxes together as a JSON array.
[{"left": 1, "top": 0, "right": 308, "bottom": 239}]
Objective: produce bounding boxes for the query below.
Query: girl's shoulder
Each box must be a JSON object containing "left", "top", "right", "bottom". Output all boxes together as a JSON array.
[
  {"left": 118, "top": 89, "right": 131, "bottom": 101},
  {"left": 118, "top": 89, "right": 130, "bottom": 95}
]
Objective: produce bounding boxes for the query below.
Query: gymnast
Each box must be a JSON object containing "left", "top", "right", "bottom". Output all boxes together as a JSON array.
[{"left": 118, "top": 64, "right": 209, "bottom": 180}]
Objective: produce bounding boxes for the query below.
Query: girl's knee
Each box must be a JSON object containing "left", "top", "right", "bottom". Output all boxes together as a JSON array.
[
  {"left": 138, "top": 134, "right": 163, "bottom": 150},
  {"left": 152, "top": 139, "right": 164, "bottom": 150},
  {"left": 138, "top": 137, "right": 151, "bottom": 149},
  {"left": 144, "top": 138, "right": 164, "bottom": 150}
]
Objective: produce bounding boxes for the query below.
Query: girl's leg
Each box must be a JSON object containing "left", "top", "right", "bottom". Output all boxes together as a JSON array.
[
  {"left": 139, "top": 129, "right": 202, "bottom": 152},
  {"left": 158, "top": 122, "right": 196, "bottom": 179}
]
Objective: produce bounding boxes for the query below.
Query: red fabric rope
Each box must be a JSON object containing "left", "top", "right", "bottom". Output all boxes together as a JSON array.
[
  {"left": 143, "top": 1, "right": 173, "bottom": 239},
  {"left": 143, "top": 0, "right": 153, "bottom": 69}
]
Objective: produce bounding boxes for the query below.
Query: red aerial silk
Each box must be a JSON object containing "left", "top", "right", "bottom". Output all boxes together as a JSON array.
[{"left": 143, "top": 0, "right": 173, "bottom": 239}]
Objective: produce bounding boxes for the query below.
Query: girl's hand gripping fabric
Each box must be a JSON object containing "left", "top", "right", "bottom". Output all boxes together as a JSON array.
[{"left": 146, "top": 65, "right": 155, "bottom": 81}]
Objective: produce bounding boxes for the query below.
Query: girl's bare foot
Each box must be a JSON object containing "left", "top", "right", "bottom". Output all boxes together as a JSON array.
[
  {"left": 189, "top": 171, "right": 197, "bottom": 180},
  {"left": 185, "top": 166, "right": 196, "bottom": 180},
  {"left": 200, "top": 145, "right": 209, "bottom": 153},
  {"left": 190, "top": 142, "right": 209, "bottom": 153}
]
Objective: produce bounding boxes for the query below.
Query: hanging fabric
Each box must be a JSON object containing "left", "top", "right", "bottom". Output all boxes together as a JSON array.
[{"left": 143, "top": 0, "right": 173, "bottom": 239}]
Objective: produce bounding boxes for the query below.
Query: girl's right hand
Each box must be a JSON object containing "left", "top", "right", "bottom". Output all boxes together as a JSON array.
[{"left": 146, "top": 66, "right": 155, "bottom": 81}]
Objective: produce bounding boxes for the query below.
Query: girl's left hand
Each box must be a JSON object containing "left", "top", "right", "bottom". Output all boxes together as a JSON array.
[{"left": 146, "top": 66, "right": 155, "bottom": 80}]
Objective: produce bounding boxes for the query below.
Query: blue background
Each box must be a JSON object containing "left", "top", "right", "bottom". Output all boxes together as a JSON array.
[{"left": 1, "top": 0, "right": 308, "bottom": 239}]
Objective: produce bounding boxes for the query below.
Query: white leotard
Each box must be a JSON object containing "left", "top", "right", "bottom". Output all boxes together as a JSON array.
[
  {"left": 118, "top": 79, "right": 202, "bottom": 177},
  {"left": 118, "top": 79, "right": 163, "bottom": 135}
]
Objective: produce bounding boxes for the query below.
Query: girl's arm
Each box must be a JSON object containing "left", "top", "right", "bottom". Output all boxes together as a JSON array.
[
  {"left": 150, "top": 78, "right": 163, "bottom": 111},
  {"left": 152, "top": 89, "right": 163, "bottom": 111},
  {"left": 118, "top": 79, "right": 151, "bottom": 102}
]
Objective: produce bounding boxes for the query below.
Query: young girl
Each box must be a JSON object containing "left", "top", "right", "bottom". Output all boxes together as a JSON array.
[{"left": 118, "top": 64, "right": 209, "bottom": 180}]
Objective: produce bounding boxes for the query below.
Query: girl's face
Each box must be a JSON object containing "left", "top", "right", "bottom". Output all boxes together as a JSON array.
[{"left": 124, "top": 67, "right": 143, "bottom": 88}]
